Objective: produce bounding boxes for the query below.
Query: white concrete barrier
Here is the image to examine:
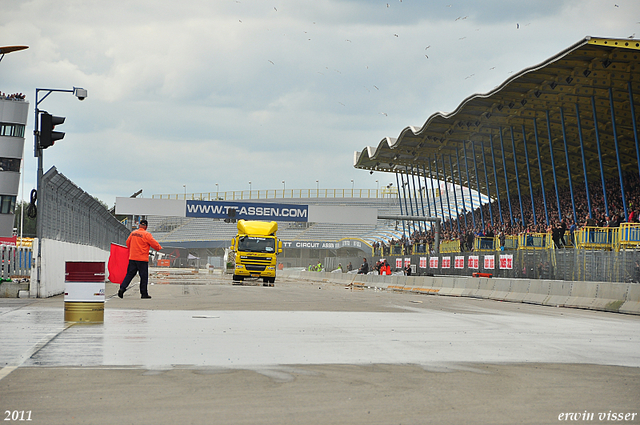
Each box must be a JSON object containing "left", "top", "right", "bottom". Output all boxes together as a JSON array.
[
  {"left": 592, "top": 282, "right": 629, "bottom": 312},
  {"left": 543, "top": 280, "right": 572, "bottom": 307},
  {"left": 489, "top": 279, "right": 512, "bottom": 301},
  {"left": 525, "top": 280, "right": 551, "bottom": 305},
  {"left": 505, "top": 279, "right": 530, "bottom": 303},
  {"left": 565, "top": 282, "right": 598, "bottom": 310},
  {"left": 283, "top": 269, "right": 637, "bottom": 315},
  {"left": 621, "top": 284, "right": 640, "bottom": 315}
]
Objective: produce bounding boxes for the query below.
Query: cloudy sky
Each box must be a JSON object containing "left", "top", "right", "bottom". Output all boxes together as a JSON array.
[{"left": 2, "top": 0, "right": 639, "bottom": 208}]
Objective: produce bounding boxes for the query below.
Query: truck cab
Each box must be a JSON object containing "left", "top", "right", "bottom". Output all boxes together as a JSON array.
[{"left": 230, "top": 220, "right": 283, "bottom": 286}]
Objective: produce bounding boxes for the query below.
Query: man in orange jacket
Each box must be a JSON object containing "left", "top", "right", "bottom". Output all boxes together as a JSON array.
[{"left": 118, "top": 219, "right": 163, "bottom": 299}]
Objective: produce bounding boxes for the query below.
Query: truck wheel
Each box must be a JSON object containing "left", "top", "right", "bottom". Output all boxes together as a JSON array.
[{"left": 233, "top": 274, "right": 244, "bottom": 281}]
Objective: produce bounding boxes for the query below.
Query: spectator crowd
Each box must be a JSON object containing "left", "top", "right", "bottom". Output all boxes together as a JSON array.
[
  {"left": 1, "top": 92, "right": 26, "bottom": 101},
  {"left": 374, "top": 172, "right": 640, "bottom": 254}
]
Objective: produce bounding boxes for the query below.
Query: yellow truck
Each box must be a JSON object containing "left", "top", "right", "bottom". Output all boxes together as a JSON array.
[{"left": 230, "top": 219, "right": 282, "bottom": 286}]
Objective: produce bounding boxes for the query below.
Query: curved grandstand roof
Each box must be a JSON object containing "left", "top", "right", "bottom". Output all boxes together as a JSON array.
[{"left": 354, "top": 36, "right": 640, "bottom": 197}]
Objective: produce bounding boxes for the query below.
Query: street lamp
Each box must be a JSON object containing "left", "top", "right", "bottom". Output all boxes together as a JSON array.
[
  {"left": 183, "top": 184, "right": 187, "bottom": 199},
  {"left": 249, "top": 181, "right": 252, "bottom": 197},
  {"left": 282, "top": 180, "right": 285, "bottom": 197},
  {"left": 34, "top": 86, "right": 87, "bottom": 297}
]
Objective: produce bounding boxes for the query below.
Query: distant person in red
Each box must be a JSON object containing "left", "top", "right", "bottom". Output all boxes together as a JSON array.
[{"left": 118, "top": 219, "right": 163, "bottom": 299}]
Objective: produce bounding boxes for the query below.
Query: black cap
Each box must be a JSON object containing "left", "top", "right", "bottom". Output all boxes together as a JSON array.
[{"left": 140, "top": 219, "right": 148, "bottom": 226}]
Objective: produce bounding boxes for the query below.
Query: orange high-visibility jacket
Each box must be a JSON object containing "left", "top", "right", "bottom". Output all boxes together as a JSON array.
[{"left": 126, "top": 228, "right": 163, "bottom": 262}]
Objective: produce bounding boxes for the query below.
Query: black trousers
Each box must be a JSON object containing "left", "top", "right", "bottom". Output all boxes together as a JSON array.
[{"left": 119, "top": 260, "right": 150, "bottom": 295}]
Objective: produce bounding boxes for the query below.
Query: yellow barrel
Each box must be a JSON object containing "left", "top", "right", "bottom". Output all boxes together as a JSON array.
[{"left": 64, "top": 302, "right": 104, "bottom": 323}]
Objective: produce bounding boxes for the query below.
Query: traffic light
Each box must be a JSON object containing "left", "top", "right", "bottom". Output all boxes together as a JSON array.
[{"left": 39, "top": 112, "right": 65, "bottom": 149}]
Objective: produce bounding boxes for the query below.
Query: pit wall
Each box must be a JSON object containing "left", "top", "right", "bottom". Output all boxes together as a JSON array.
[
  {"left": 30, "top": 239, "right": 110, "bottom": 298},
  {"left": 279, "top": 270, "right": 640, "bottom": 316}
]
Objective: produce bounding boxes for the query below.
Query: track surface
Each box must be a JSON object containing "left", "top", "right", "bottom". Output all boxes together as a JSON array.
[{"left": 1, "top": 272, "right": 639, "bottom": 424}]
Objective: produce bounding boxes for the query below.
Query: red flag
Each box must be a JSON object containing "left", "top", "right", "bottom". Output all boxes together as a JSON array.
[{"left": 108, "top": 243, "right": 129, "bottom": 284}]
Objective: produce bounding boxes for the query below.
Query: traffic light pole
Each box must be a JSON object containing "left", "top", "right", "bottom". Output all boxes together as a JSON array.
[{"left": 33, "top": 87, "right": 85, "bottom": 297}]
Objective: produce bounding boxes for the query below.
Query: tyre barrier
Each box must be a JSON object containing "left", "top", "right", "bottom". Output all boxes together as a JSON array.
[{"left": 280, "top": 269, "right": 640, "bottom": 315}]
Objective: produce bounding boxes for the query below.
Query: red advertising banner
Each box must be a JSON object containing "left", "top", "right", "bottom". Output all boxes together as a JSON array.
[
  {"left": 484, "top": 255, "right": 495, "bottom": 270},
  {"left": 396, "top": 258, "right": 403, "bottom": 269},
  {"left": 0, "top": 236, "right": 17, "bottom": 246},
  {"left": 419, "top": 257, "right": 427, "bottom": 268},
  {"left": 404, "top": 258, "right": 411, "bottom": 267},
  {"left": 429, "top": 257, "right": 439, "bottom": 268},
  {"left": 441, "top": 256, "right": 451, "bottom": 269},
  {"left": 468, "top": 255, "right": 479, "bottom": 269},
  {"left": 499, "top": 254, "right": 513, "bottom": 270},
  {"left": 454, "top": 256, "right": 465, "bottom": 269}
]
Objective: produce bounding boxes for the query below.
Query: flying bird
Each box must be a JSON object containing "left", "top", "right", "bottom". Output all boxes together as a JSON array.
[
  {"left": 425, "top": 45, "right": 431, "bottom": 50},
  {"left": 517, "top": 23, "right": 519, "bottom": 29},
  {"left": 380, "top": 112, "right": 388, "bottom": 116},
  {"left": 274, "top": 7, "right": 277, "bottom": 11},
  {"left": 394, "top": 33, "right": 399, "bottom": 37},
  {"left": 373, "top": 85, "right": 379, "bottom": 90},
  {"left": 268, "top": 60, "right": 274, "bottom": 64},
  {"left": 425, "top": 55, "right": 428, "bottom": 58}
]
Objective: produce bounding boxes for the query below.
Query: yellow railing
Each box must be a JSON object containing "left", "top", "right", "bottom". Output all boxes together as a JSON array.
[
  {"left": 517, "top": 233, "right": 549, "bottom": 250},
  {"left": 473, "top": 237, "right": 496, "bottom": 252},
  {"left": 440, "top": 240, "right": 461, "bottom": 253},
  {"left": 153, "top": 188, "right": 399, "bottom": 200},
  {"left": 618, "top": 223, "right": 640, "bottom": 250},
  {"left": 574, "top": 227, "right": 617, "bottom": 250}
]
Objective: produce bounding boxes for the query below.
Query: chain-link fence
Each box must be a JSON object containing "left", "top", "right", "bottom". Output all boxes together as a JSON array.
[
  {"left": 41, "top": 167, "right": 129, "bottom": 250},
  {"left": 326, "top": 248, "right": 640, "bottom": 283}
]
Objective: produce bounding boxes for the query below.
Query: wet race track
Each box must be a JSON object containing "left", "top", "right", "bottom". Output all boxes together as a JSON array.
[{"left": 1, "top": 270, "right": 639, "bottom": 424}]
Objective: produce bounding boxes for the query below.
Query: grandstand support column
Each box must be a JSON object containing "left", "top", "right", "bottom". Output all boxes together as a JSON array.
[
  {"left": 395, "top": 172, "right": 407, "bottom": 238},
  {"left": 499, "top": 128, "right": 515, "bottom": 224},
  {"left": 480, "top": 140, "right": 494, "bottom": 226},
  {"left": 590, "top": 96, "right": 609, "bottom": 217},
  {"left": 408, "top": 166, "right": 421, "bottom": 233},
  {"left": 628, "top": 81, "right": 640, "bottom": 186},
  {"left": 441, "top": 156, "right": 454, "bottom": 229},
  {"left": 415, "top": 167, "right": 427, "bottom": 226},
  {"left": 545, "top": 110, "right": 562, "bottom": 221},
  {"left": 455, "top": 149, "right": 469, "bottom": 228},
  {"left": 471, "top": 141, "right": 484, "bottom": 227},
  {"left": 400, "top": 171, "right": 415, "bottom": 235},
  {"left": 521, "top": 125, "right": 536, "bottom": 225},
  {"left": 510, "top": 127, "right": 525, "bottom": 226},
  {"left": 421, "top": 165, "right": 432, "bottom": 218},
  {"left": 489, "top": 134, "right": 504, "bottom": 223},
  {"left": 559, "top": 107, "right": 578, "bottom": 225},
  {"left": 462, "top": 142, "right": 476, "bottom": 228},
  {"left": 609, "top": 87, "right": 628, "bottom": 220},
  {"left": 575, "top": 103, "right": 592, "bottom": 218},
  {"left": 448, "top": 155, "right": 462, "bottom": 234},
  {"left": 533, "top": 118, "right": 550, "bottom": 226},
  {"left": 429, "top": 158, "right": 446, "bottom": 229}
]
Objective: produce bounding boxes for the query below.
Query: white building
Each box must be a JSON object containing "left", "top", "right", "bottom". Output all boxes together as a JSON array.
[{"left": 0, "top": 96, "right": 29, "bottom": 237}]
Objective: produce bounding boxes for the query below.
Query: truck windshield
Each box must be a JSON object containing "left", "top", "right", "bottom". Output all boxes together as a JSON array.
[{"left": 238, "top": 236, "right": 275, "bottom": 253}]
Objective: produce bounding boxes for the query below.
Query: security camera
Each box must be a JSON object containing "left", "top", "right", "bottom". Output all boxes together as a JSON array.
[{"left": 73, "top": 87, "right": 87, "bottom": 101}]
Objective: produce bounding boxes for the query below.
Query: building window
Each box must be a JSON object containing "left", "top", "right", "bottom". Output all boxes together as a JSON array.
[
  {"left": 0, "top": 158, "right": 21, "bottom": 172},
  {"left": 0, "top": 195, "right": 15, "bottom": 214},
  {"left": 0, "top": 123, "right": 26, "bottom": 138}
]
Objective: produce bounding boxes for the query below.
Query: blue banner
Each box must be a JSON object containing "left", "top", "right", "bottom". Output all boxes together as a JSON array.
[{"left": 186, "top": 200, "right": 309, "bottom": 222}]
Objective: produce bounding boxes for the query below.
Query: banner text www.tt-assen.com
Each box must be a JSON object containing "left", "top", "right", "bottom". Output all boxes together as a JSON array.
[{"left": 186, "top": 200, "right": 309, "bottom": 222}]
